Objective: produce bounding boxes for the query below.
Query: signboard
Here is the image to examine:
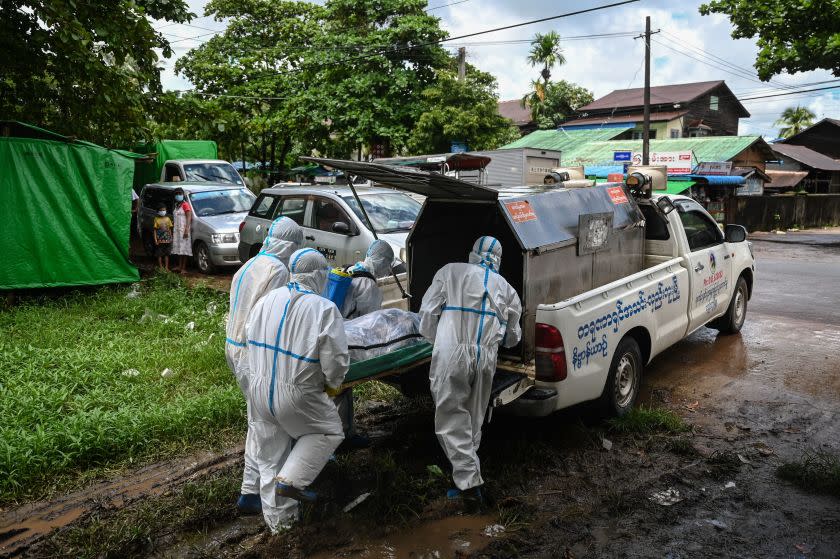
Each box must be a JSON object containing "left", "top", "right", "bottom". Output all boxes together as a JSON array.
[
  {"left": 505, "top": 200, "right": 538, "bottom": 223},
  {"left": 696, "top": 161, "right": 733, "bottom": 176},
  {"left": 606, "top": 186, "right": 628, "bottom": 205},
  {"left": 607, "top": 173, "right": 625, "bottom": 183},
  {"left": 631, "top": 150, "right": 694, "bottom": 174},
  {"left": 578, "top": 212, "right": 613, "bottom": 255},
  {"left": 613, "top": 150, "right": 632, "bottom": 162}
]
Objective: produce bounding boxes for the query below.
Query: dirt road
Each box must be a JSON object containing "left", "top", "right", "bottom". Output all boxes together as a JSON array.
[{"left": 6, "top": 233, "right": 840, "bottom": 558}]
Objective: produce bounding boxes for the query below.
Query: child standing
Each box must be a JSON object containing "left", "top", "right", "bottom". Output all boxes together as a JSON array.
[{"left": 153, "top": 204, "right": 173, "bottom": 271}]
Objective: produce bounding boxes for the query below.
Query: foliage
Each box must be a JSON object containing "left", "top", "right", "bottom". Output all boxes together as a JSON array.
[
  {"left": 0, "top": 274, "right": 241, "bottom": 501},
  {"left": 777, "top": 451, "right": 840, "bottom": 497},
  {"left": 774, "top": 105, "right": 816, "bottom": 138},
  {"left": 533, "top": 80, "right": 594, "bottom": 129},
  {"left": 0, "top": 0, "right": 193, "bottom": 146},
  {"left": 606, "top": 406, "right": 690, "bottom": 435},
  {"left": 408, "top": 67, "right": 520, "bottom": 153},
  {"left": 526, "top": 30, "right": 566, "bottom": 83},
  {"left": 699, "top": 0, "right": 840, "bottom": 80}
]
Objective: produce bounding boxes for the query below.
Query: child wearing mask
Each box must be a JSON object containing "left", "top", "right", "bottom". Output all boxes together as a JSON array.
[{"left": 153, "top": 204, "right": 173, "bottom": 271}]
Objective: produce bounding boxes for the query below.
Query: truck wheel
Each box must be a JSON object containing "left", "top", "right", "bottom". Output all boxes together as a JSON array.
[
  {"left": 194, "top": 242, "right": 216, "bottom": 274},
  {"left": 713, "top": 276, "right": 748, "bottom": 335},
  {"left": 599, "top": 337, "right": 642, "bottom": 417}
]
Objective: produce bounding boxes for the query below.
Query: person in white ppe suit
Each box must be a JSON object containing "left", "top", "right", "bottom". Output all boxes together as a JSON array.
[
  {"left": 340, "top": 239, "right": 395, "bottom": 319},
  {"left": 334, "top": 239, "right": 395, "bottom": 447},
  {"left": 225, "top": 216, "right": 303, "bottom": 514},
  {"left": 245, "top": 248, "right": 349, "bottom": 532},
  {"left": 419, "top": 236, "right": 522, "bottom": 510}
]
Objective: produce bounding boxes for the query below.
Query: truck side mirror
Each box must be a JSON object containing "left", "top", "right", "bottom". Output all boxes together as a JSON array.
[
  {"left": 724, "top": 224, "right": 747, "bottom": 243},
  {"left": 332, "top": 221, "right": 352, "bottom": 235},
  {"left": 656, "top": 196, "right": 676, "bottom": 215}
]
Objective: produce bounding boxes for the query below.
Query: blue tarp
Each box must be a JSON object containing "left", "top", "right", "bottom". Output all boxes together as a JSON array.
[{"left": 687, "top": 174, "right": 745, "bottom": 185}]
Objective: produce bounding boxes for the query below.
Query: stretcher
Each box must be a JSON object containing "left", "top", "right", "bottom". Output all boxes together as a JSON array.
[{"left": 341, "top": 342, "right": 536, "bottom": 411}]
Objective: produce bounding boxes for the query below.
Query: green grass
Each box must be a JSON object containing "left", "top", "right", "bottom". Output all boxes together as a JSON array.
[
  {"left": 0, "top": 272, "right": 243, "bottom": 502},
  {"left": 606, "top": 406, "right": 690, "bottom": 435},
  {"left": 777, "top": 451, "right": 840, "bottom": 498}
]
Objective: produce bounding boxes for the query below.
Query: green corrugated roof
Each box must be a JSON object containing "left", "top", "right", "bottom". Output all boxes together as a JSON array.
[
  {"left": 500, "top": 126, "right": 632, "bottom": 152},
  {"left": 563, "top": 136, "right": 766, "bottom": 165}
]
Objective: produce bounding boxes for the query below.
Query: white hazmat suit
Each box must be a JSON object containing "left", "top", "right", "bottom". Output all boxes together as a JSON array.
[
  {"left": 340, "top": 239, "right": 394, "bottom": 319},
  {"left": 245, "top": 248, "right": 349, "bottom": 532},
  {"left": 419, "top": 236, "right": 522, "bottom": 491},
  {"left": 225, "top": 217, "right": 302, "bottom": 498},
  {"left": 335, "top": 240, "right": 395, "bottom": 439}
]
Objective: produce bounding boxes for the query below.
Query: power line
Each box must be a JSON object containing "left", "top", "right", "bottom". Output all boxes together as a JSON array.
[
  {"left": 652, "top": 37, "right": 773, "bottom": 89},
  {"left": 738, "top": 84, "right": 840, "bottom": 101},
  {"left": 427, "top": 0, "right": 473, "bottom": 11}
]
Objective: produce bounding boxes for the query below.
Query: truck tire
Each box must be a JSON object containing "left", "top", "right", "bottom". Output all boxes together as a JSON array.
[
  {"left": 598, "top": 336, "right": 642, "bottom": 417},
  {"left": 711, "top": 276, "right": 748, "bottom": 335},
  {"left": 194, "top": 241, "right": 216, "bottom": 274}
]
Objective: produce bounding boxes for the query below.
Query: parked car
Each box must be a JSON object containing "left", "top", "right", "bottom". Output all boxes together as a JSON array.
[
  {"left": 138, "top": 182, "right": 256, "bottom": 273},
  {"left": 160, "top": 159, "right": 245, "bottom": 187},
  {"left": 238, "top": 184, "right": 422, "bottom": 270}
]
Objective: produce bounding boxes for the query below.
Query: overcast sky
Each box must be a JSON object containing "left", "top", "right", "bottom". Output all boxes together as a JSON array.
[{"left": 154, "top": 0, "right": 840, "bottom": 139}]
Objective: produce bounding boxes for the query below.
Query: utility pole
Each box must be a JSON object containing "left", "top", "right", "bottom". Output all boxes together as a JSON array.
[
  {"left": 636, "top": 18, "right": 659, "bottom": 165},
  {"left": 457, "top": 47, "right": 466, "bottom": 82}
]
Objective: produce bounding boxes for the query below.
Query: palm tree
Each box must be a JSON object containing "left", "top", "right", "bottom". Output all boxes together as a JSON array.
[
  {"left": 774, "top": 106, "right": 816, "bottom": 138},
  {"left": 521, "top": 31, "right": 565, "bottom": 121}
]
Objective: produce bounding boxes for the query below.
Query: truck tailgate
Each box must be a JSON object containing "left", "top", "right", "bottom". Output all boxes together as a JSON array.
[{"left": 490, "top": 371, "right": 535, "bottom": 408}]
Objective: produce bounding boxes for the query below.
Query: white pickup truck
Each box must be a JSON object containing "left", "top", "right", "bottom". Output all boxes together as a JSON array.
[{"left": 508, "top": 194, "right": 754, "bottom": 417}]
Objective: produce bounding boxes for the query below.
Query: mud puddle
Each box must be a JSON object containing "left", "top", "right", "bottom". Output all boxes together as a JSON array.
[
  {"left": 309, "top": 514, "right": 499, "bottom": 559},
  {"left": 0, "top": 446, "right": 243, "bottom": 557}
]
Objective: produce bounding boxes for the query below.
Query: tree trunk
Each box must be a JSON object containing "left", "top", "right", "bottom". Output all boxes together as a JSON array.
[
  {"left": 269, "top": 133, "right": 276, "bottom": 182},
  {"left": 260, "top": 131, "right": 267, "bottom": 172},
  {"left": 278, "top": 136, "right": 291, "bottom": 174}
]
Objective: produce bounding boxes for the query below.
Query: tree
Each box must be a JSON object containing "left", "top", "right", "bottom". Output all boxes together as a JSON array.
[
  {"left": 408, "top": 65, "right": 520, "bottom": 154},
  {"left": 534, "top": 81, "right": 594, "bottom": 129},
  {"left": 0, "top": 0, "right": 193, "bottom": 146},
  {"left": 774, "top": 105, "right": 816, "bottom": 138},
  {"left": 522, "top": 31, "right": 566, "bottom": 121},
  {"left": 699, "top": 0, "right": 840, "bottom": 80}
]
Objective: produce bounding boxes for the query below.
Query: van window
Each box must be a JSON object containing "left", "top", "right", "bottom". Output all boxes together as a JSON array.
[
  {"left": 639, "top": 204, "right": 670, "bottom": 241},
  {"left": 274, "top": 197, "right": 307, "bottom": 225},
  {"left": 142, "top": 188, "right": 170, "bottom": 210},
  {"left": 678, "top": 208, "right": 723, "bottom": 251},
  {"left": 251, "top": 194, "right": 277, "bottom": 218},
  {"left": 312, "top": 198, "right": 351, "bottom": 232}
]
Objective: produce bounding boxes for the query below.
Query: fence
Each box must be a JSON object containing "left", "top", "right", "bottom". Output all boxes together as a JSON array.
[{"left": 734, "top": 195, "right": 840, "bottom": 231}]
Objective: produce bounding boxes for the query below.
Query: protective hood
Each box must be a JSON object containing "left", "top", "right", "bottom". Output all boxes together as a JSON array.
[
  {"left": 468, "top": 236, "right": 502, "bottom": 272},
  {"left": 353, "top": 239, "right": 394, "bottom": 278},
  {"left": 288, "top": 248, "right": 329, "bottom": 294},
  {"left": 262, "top": 216, "right": 303, "bottom": 266}
]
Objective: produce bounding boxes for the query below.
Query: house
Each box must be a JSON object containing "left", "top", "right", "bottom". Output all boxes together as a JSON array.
[
  {"left": 497, "top": 99, "right": 536, "bottom": 135},
  {"left": 563, "top": 80, "right": 750, "bottom": 140},
  {"left": 779, "top": 118, "right": 840, "bottom": 160},
  {"left": 767, "top": 143, "right": 840, "bottom": 193}
]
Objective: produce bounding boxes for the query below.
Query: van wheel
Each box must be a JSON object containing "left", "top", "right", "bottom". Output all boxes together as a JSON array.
[
  {"left": 194, "top": 242, "right": 216, "bottom": 274},
  {"left": 599, "top": 337, "right": 642, "bottom": 417},
  {"left": 711, "top": 276, "right": 748, "bottom": 335}
]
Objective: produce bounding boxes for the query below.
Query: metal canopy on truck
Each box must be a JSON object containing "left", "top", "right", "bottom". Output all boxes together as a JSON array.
[
  {"left": 299, "top": 158, "right": 646, "bottom": 365},
  {"left": 300, "top": 157, "right": 499, "bottom": 201}
]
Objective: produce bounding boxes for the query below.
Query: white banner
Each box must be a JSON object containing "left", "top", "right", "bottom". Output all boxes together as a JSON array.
[{"left": 631, "top": 150, "right": 694, "bottom": 175}]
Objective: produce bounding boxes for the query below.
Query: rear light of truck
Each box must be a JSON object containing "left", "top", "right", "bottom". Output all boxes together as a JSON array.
[
  {"left": 535, "top": 323, "right": 567, "bottom": 382},
  {"left": 239, "top": 221, "right": 246, "bottom": 233}
]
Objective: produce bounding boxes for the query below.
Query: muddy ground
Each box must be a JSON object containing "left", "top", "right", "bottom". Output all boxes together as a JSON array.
[{"left": 2, "top": 233, "right": 840, "bottom": 558}]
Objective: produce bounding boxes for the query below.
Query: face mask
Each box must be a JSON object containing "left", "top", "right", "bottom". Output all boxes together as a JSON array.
[
  {"left": 174, "top": 195, "right": 184, "bottom": 202},
  {"left": 157, "top": 210, "right": 167, "bottom": 217}
]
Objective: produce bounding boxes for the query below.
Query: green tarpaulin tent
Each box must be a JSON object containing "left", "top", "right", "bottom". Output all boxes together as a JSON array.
[
  {"left": 1, "top": 121, "right": 140, "bottom": 289},
  {"left": 132, "top": 140, "right": 219, "bottom": 190}
]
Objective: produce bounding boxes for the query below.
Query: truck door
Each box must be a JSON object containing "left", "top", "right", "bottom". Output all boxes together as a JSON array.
[
  {"left": 675, "top": 202, "right": 732, "bottom": 333},
  {"left": 306, "top": 196, "right": 359, "bottom": 267}
]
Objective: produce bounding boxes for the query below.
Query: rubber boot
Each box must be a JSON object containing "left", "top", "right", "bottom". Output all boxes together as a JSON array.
[
  {"left": 275, "top": 481, "right": 318, "bottom": 503},
  {"left": 236, "top": 493, "right": 262, "bottom": 515},
  {"left": 462, "top": 486, "right": 485, "bottom": 514}
]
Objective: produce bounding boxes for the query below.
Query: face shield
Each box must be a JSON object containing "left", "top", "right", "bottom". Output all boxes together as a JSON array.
[{"left": 288, "top": 248, "right": 329, "bottom": 294}]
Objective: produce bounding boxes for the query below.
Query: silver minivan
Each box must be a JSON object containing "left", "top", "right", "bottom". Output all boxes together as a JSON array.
[
  {"left": 238, "top": 184, "right": 421, "bottom": 269},
  {"left": 138, "top": 182, "right": 256, "bottom": 273}
]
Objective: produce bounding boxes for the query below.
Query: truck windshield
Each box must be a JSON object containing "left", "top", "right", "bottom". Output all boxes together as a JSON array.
[
  {"left": 342, "top": 193, "right": 421, "bottom": 233},
  {"left": 183, "top": 163, "right": 244, "bottom": 185},
  {"left": 190, "top": 189, "right": 255, "bottom": 217}
]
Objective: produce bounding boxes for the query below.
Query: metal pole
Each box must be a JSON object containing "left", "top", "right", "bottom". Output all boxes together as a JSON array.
[
  {"left": 346, "top": 175, "right": 409, "bottom": 299},
  {"left": 642, "top": 15, "right": 651, "bottom": 165}
]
